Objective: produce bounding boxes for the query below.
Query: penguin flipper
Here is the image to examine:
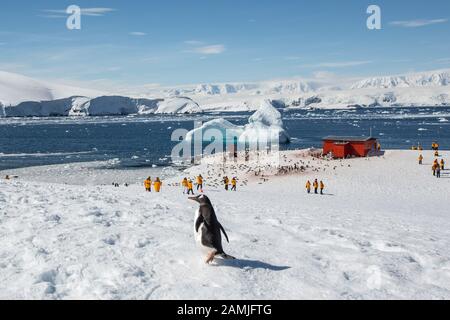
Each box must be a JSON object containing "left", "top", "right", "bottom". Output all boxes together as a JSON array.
[
  {"left": 195, "top": 215, "right": 204, "bottom": 233},
  {"left": 219, "top": 223, "right": 230, "bottom": 243}
]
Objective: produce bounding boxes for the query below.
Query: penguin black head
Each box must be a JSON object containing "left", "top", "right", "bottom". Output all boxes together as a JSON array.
[{"left": 188, "top": 194, "right": 212, "bottom": 206}]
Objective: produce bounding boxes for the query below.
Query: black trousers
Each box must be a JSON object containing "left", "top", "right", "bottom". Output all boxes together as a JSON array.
[
  {"left": 231, "top": 185, "right": 236, "bottom": 191},
  {"left": 314, "top": 188, "right": 318, "bottom": 194},
  {"left": 187, "top": 189, "right": 194, "bottom": 195},
  {"left": 197, "top": 184, "right": 203, "bottom": 190}
]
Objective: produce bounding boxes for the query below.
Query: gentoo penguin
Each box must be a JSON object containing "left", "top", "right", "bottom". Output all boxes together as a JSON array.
[{"left": 189, "top": 194, "right": 235, "bottom": 264}]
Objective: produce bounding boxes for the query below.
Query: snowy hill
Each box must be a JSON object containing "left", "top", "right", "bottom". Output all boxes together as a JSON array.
[
  {"left": 3, "top": 95, "right": 201, "bottom": 117},
  {"left": 0, "top": 71, "right": 103, "bottom": 107},
  {"left": 351, "top": 70, "right": 450, "bottom": 89}
]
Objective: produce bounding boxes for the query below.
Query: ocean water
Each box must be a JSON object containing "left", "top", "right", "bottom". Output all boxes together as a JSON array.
[{"left": 1, "top": 107, "right": 450, "bottom": 171}]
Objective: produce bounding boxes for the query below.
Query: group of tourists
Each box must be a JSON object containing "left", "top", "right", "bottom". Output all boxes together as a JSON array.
[
  {"left": 418, "top": 141, "right": 446, "bottom": 179},
  {"left": 305, "top": 179, "right": 325, "bottom": 195},
  {"left": 181, "top": 176, "right": 203, "bottom": 195},
  {"left": 223, "top": 176, "right": 237, "bottom": 191},
  {"left": 143, "top": 177, "right": 163, "bottom": 192},
  {"left": 432, "top": 159, "right": 445, "bottom": 178}
]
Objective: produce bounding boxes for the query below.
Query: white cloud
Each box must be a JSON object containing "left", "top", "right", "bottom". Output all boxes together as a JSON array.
[
  {"left": 191, "top": 44, "right": 226, "bottom": 55},
  {"left": 41, "top": 7, "right": 116, "bottom": 17},
  {"left": 389, "top": 18, "right": 447, "bottom": 28},
  {"left": 129, "top": 32, "right": 147, "bottom": 36},
  {"left": 81, "top": 8, "right": 116, "bottom": 16},
  {"left": 301, "top": 60, "right": 372, "bottom": 68},
  {"left": 184, "top": 40, "right": 204, "bottom": 45}
]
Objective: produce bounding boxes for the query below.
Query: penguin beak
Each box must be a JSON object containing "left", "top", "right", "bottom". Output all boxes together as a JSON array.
[{"left": 188, "top": 196, "right": 200, "bottom": 203}]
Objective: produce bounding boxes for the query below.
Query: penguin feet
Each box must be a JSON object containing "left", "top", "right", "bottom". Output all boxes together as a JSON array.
[{"left": 205, "top": 251, "right": 216, "bottom": 264}]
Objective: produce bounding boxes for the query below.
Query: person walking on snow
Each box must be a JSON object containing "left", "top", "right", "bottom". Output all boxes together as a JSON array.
[
  {"left": 231, "top": 177, "right": 237, "bottom": 191},
  {"left": 144, "top": 177, "right": 152, "bottom": 192},
  {"left": 153, "top": 177, "right": 162, "bottom": 193},
  {"left": 306, "top": 180, "right": 311, "bottom": 194},
  {"left": 440, "top": 159, "right": 445, "bottom": 171},
  {"left": 436, "top": 165, "right": 441, "bottom": 178},
  {"left": 320, "top": 181, "right": 325, "bottom": 195},
  {"left": 418, "top": 154, "right": 423, "bottom": 165},
  {"left": 187, "top": 179, "right": 194, "bottom": 195},
  {"left": 196, "top": 175, "right": 204, "bottom": 192},
  {"left": 313, "top": 179, "right": 319, "bottom": 194},
  {"left": 182, "top": 177, "right": 188, "bottom": 194},
  {"left": 223, "top": 176, "right": 230, "bottom": 191},
  {"left": 432, "top": 162, "right": 437, "bottom": 176}
]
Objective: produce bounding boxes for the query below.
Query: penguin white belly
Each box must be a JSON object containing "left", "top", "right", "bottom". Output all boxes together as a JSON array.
[{"left": 194, "top": 209, "right": 213, "bottom": 253}]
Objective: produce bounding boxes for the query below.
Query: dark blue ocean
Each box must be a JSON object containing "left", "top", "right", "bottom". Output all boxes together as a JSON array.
[{"left": 1, "top": 107, "right": 449, "bottom": 171}]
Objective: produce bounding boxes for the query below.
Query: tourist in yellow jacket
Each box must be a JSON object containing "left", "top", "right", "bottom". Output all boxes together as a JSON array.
[
  {"left": 153, "top": 177, "right": 162, "bottom": 193},
  {"left": 196, "top": 175, "right": 204, "bottom": 192},
  {"left": 231, "top": 177, "right": 237, "bottom": 191},
  {"left": 223, "top": 176, "right": 230, "bottom": 191},
  {"left": 418, "top": 154, "right": 423, "bottom": 165},
  {"left": 313, "top": 179, "right": 319, "bottom": 194},
  {"left": 187, "top": 179, "right": 194, "bottom": 195},
  {"left": 432, "top": 162, "right": 438, "bottom": 176},
  {"left": 306, "top": 180, "right": 311, "bottom": 194},
  {"left": 182, "top": 177, "right": 188, "bottom": 194},
  {"left": 320, "top": 181, "right": 325, "bottom": 195},
  {"left": 441, "top": 159, "right": 445, "bottom": 170},
  {"left": 144, "top": 177, "right": 152, "bottom": 192}
]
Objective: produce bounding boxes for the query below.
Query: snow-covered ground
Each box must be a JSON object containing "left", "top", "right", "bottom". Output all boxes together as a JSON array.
[{"left": 1, "top": 150, "right": 450, "bottom": 299}]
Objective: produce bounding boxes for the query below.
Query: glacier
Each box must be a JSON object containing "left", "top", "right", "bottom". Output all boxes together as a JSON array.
[
  {"left": 2, "top": 96, "right": 201, "bottom": 117},
  {"left": 1, "top": 68, "right": 450, "bottom": 117}
]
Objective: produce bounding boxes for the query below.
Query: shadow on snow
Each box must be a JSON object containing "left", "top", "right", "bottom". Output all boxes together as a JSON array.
[{"left": 213, "top": 258, "right": 290, "bottom": 271}]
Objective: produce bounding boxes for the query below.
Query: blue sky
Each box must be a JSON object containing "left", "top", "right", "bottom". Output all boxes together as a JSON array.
[{"left": 0, "top": 0, "right": 449, "bottom": 89}]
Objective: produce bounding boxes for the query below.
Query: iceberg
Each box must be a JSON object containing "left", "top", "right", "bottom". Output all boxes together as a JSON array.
[{"left": 185, "top": 100, "right": 290, "bottom": 145}]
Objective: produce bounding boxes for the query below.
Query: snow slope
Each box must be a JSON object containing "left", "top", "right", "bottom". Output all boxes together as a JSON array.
[
  {"left": 1, "top": 150, "right": 449, "bottom": 299},
  {"left": 3, "top": 96, "right": 201, "bottom": 117},
  {"left": 0, "top": 71, "right": 103, "bottom": 106},
  {"left": 351, "top": 70, "right": 450, "bottom": 89}
]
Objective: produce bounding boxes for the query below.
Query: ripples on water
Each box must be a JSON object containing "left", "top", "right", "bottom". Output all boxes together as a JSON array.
[{"left": 1, "top": 107, "right": 449, "bottom": 171}]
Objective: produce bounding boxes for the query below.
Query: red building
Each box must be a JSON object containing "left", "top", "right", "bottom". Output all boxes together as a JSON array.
[{"left": 322, "top": 136, "right": 378, "bottom": 158}]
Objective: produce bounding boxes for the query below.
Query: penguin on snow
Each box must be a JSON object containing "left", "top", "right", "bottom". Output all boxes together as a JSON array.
[{"left": 189, "top": 194, "right": 235, "bottom": 264}]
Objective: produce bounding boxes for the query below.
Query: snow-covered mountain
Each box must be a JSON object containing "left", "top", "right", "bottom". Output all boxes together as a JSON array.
[
  {"left": 1, "top": 68, "right": 450, "bottom": 117},
  {"left": 0, "top": 71, "right": 103, "bottom": 107},
  {"left": 3, "top": 95, "right": 201, "bottom": 117},
  {"left": 351, "top": 70, "right": 450, "bottom": 89},
  {"left": 162, "top": 80, "right": 316, "bottom": 98}
]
